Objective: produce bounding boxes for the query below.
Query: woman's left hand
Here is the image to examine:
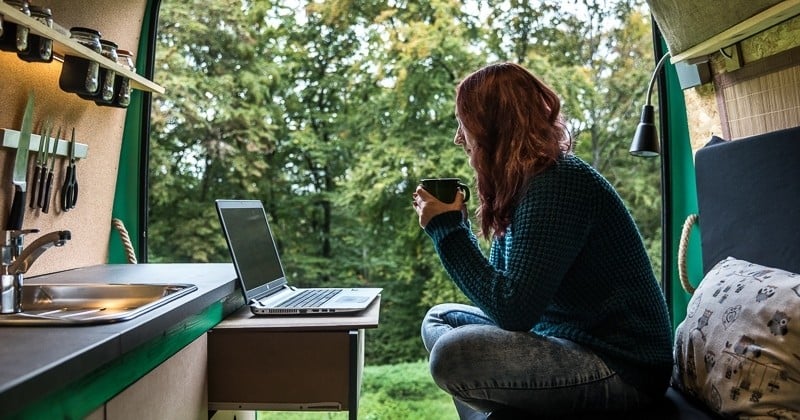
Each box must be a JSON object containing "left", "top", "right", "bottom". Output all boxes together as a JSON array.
[{"left": 412, "top": 186, "right": 466, "bottom": 228}]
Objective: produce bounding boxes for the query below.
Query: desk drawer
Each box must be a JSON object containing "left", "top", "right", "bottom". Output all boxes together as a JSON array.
[{"left": 208, "top": 329, "right": 360, "bottom": 411}]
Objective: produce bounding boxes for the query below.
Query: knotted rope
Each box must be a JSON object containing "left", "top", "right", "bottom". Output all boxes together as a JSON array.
[
  {"left": 677, "top": 213, "right": 698, "bottom": 294},
  {"left": 111, "top": 218, "right": 138, "bottom": 264}
]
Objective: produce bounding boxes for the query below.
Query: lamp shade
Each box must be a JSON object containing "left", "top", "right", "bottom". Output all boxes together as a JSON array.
[{"left": 629, "top": 104, "right": 660, "bottom": 157}]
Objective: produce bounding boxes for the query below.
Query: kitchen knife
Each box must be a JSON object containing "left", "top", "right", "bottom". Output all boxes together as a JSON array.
[
  {"left": 36, "top": 131, "right": 50, "bottom": 209},
  {"left": 6, "top": 92, "right": 34, "bottom": 231},
  {"left": 29, "top": 123, "right": 49, "bottom": 208},
  {"left": 41, "top": 127, "right": 60, "bottom": 214}
]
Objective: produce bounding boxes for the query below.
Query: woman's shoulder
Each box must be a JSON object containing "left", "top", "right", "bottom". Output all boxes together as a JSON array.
[
  {"left": 541, "top": 153, "right": 602, "bottom": 181},
  {"left": 529, "top": 154, "right": 617, "bottom": 199}
]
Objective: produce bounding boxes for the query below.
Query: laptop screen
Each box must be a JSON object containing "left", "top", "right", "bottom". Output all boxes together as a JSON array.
[{"left": 215, "top": 200, "right": 287, "bottom": 301}]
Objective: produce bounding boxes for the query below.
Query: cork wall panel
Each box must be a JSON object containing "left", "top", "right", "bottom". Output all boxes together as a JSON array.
[
  {"left": 682, "top": 84, "right": 723, "bottom": 152},
  {"left": 740, "top": 14, "right": 800, "bottom": 63},
  {"left": 0, "top": 0, "right": 146, "bottom": 276}
]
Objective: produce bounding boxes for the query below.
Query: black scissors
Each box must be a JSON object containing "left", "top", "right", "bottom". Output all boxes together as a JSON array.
[{"left": 60, "top": 128, "right": 79, "bottom": 211}]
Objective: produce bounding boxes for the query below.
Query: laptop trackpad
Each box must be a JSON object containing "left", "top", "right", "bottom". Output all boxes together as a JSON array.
[{"left": 336, "top": 296, "right": 370, "bottom": 303}]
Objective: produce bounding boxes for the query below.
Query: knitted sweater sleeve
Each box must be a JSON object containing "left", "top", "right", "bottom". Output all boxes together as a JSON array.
[{"left": 424, "top": 159, "right": 596, "bottom": 330}]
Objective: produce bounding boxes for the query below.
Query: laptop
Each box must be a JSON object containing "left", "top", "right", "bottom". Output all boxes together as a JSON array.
[{"left": 215, "top": 199, "right": 382, "bottom": 315}]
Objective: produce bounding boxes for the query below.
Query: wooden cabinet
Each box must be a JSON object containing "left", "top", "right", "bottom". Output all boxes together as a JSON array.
[
  {"left": 84, "top": 334, "right": 208, "bottom": 420},
  {"left": 208, "top": 298, "right": 380, "bottom": 420}
]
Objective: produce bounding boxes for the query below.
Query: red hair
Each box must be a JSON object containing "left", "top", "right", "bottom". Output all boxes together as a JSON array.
[{"left": 456, "top": 62, "right": 571, "bottom": 239}]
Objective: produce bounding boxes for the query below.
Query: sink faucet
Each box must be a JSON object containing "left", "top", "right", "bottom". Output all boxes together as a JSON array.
[{"left": 1, "top": 229, "right": 71, "bottom": 314}]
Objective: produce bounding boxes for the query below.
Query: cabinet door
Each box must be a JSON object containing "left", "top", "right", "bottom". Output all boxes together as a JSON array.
[{"left": 105, "top": 334, "right": 208, "bottom": 420}]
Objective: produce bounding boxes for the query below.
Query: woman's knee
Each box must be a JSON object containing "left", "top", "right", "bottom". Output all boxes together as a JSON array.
[
  {"left": 428, "top": 326, "right": 495, "bottom": 389},
  {"left": 421, "top": 303, "right": 487, "bottom": 352},
  {"left": 423, "top": 302, "right": 469, "bottom": 322}
]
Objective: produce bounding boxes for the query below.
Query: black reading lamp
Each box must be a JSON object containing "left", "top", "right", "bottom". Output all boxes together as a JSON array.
[{"left": 630, "top": 52, "right": 671, "bottom": 157}]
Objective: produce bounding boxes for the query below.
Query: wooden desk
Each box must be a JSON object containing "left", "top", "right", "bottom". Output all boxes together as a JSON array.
[{"left": 207, "top": 297, "right": 380, "bottom": 420}]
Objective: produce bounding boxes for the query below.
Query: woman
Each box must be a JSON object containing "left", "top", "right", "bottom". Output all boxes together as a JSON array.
[{"left": 411, "top": 62, "right": 673, "bottom": 418}]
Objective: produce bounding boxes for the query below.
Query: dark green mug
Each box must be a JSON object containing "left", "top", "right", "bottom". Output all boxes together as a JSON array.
[{"left": 419, "top": 178, "right": 470, "bottom": 203}]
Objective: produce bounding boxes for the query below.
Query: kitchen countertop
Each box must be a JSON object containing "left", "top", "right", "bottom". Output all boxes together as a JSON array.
[{"left": 0, "top": 263, "right": 242, "bottom": 418}]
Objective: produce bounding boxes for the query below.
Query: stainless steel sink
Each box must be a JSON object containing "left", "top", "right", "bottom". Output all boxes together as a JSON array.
[{"left": 0, "top": 283, "right": 197, "bottom": 325}]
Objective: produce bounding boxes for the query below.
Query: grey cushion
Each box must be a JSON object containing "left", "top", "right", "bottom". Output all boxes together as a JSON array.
[{"left": 694, "top": 126, "right": 800, "bottom": 275}]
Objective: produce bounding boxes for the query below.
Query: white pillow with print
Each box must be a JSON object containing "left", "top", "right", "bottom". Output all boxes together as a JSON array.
[{"left": 672, "top": 257, "right": 800, "bottom": 418}]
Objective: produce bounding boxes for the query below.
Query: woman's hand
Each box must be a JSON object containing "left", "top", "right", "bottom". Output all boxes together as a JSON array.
[{"left": 412, "top": 186, "right": 467, "bottom": 228}]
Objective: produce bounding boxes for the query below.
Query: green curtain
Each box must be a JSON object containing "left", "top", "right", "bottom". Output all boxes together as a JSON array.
[
  {"left": 108, "top": 1, "right": 157, "bottom": 263},
  {"left": 661, "top": 46, "right": 703, "bottom": 331}
]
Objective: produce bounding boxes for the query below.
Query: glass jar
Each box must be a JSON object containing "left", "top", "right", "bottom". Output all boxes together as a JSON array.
[
  {"left": 18, "top": 6, "right": 53, "bottom": 62},
  {"left": 58, "top": 27, "right": 102, "bottom": 96},
  {"left": 0, "top": 0, "right": 30, "bottom": 52},
  {"left": 112, "top": 49, "right": 135, "bottom": 108},
  {"left": 93, "top": 39, "right": 118, "bottom": 103}
]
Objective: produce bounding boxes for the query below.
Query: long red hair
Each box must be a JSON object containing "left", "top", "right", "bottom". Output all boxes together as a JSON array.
[{"left": 456, "top": 62, "right": 571, "bottom": 239}]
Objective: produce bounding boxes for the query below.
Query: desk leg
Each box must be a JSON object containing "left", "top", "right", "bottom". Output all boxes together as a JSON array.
[{"left": 348, "top": 329, "right": 365, "bottom": 420}]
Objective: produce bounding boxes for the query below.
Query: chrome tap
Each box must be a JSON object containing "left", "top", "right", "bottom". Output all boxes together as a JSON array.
[{"left": 1, "top": 229, "right": 71, "bottom": 314}]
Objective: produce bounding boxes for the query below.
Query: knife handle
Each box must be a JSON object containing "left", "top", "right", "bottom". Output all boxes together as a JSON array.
[
  {"left": 29, "top": 166, "right": 41, "bottom": 209},
  {"left": 6, "top": 188, "right": 25, "bottom": 231},
  {"left": 42, "top": 172, "right": 54, "bottom": 214},
  {"left": 37, "top": 165, "right": 47, "bottom": 208}
]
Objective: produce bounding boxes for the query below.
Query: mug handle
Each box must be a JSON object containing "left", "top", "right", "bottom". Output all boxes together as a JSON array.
[{"left": 457, "top": 182, "right": 470, "bottom": 203}]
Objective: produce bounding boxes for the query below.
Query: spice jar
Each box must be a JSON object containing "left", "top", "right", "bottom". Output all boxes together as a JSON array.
[
  {"left": 59, "top": 27, "right": 102, "bottom": 96},
  {"left": 93, "top": 39, "right": 118, "bottom": 103},
  {"left": 112, "top": 49, "right": 134, "bottom": 108},
  {"left": 18, "top": 5, "right": 53, "bottom": 62},
  {"left": 0, "top": 0, "right": 30, "bottom": 52}
]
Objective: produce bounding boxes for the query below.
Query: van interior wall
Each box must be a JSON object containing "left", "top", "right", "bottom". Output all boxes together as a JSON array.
[
  {"left": 0, "top": 0, "right": 146, "bottom": 276},
  {"left": 677, "top": 15, "right": 800, "bottom": 151}
]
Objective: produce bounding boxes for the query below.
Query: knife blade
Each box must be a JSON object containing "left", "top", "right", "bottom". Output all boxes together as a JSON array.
[{"left": 6, "top": 91, "right": 35, "bottom": 231}]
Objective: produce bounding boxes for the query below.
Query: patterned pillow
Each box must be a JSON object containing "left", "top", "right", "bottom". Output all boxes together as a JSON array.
[{"left": 672, "top": 257, "right": 800, "bottom": 418}]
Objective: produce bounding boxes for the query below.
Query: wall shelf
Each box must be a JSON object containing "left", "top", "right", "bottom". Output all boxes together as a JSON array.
[
  {"left": 671, "top": 0, "right": 800, "bottom": 64},
  {"left": 0, "top": 2, "right": 165, "bottom": 94}
]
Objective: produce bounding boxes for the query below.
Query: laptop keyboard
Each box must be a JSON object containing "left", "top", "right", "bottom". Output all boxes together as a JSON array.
[{"left": 277, "top": 288, "right": 343, "bottom": 308}]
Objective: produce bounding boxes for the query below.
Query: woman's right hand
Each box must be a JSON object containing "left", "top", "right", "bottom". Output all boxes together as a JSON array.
[{"left": 412, "top": 186, "right": 467, "bottom": 228}]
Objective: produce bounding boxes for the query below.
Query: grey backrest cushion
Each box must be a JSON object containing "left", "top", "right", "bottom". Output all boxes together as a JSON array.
[{"left": 694, "top": 125, "right": 800, "bottom": 275}]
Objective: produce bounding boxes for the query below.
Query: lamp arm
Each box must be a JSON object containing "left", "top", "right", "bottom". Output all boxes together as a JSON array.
[{"left": 644, "top": 52, "right": 671, "bottom": 106}]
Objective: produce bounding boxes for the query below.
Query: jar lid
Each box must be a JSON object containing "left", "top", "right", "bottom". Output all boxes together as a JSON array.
[
  {"left": 70, "top": 27, "right": 102, "bottom": 37},
  {"left": 4, "top": 0, "right": 30, "bottom": 8},
  {"left": 28, "top": 5, "right": 52, "bottom": 16},
  {"left": 117, "top": 49, "right": 134, "bottom": 57},
  {"left": 100, "top": 39, "right": 119, "bottom": 48}
]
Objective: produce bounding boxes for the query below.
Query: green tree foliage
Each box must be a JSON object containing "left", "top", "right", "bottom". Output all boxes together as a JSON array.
[{"left": 149, "top": 0, "right": 662, "bottom": 365}]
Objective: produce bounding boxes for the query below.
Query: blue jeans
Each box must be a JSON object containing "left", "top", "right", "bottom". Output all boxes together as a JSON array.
[{"left": 421, "top": 303, "right": 653, "bottom": 418}]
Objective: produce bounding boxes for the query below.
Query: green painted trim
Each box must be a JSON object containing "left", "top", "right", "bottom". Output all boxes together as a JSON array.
[
  {"left": 109, "top": 0, "right": 157, "bottom": 264},
  {"left": 663, "top": 60, "right": 703, "bottom": 331},
  {"left": 8, "top": 302, "right": 224, "bottom": 420}
]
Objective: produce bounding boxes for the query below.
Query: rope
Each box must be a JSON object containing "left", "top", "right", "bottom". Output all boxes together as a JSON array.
[
  {"left": 111, "top": 218, "right": 138, "bottom": 264},
  {"left": 678, "top": 214, "right": 698, "bottom": 294}
]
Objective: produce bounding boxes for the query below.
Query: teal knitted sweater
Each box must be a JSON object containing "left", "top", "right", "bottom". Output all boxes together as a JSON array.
[{"left": 424, "top": 154, "right": 673, "bottom": 397}]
